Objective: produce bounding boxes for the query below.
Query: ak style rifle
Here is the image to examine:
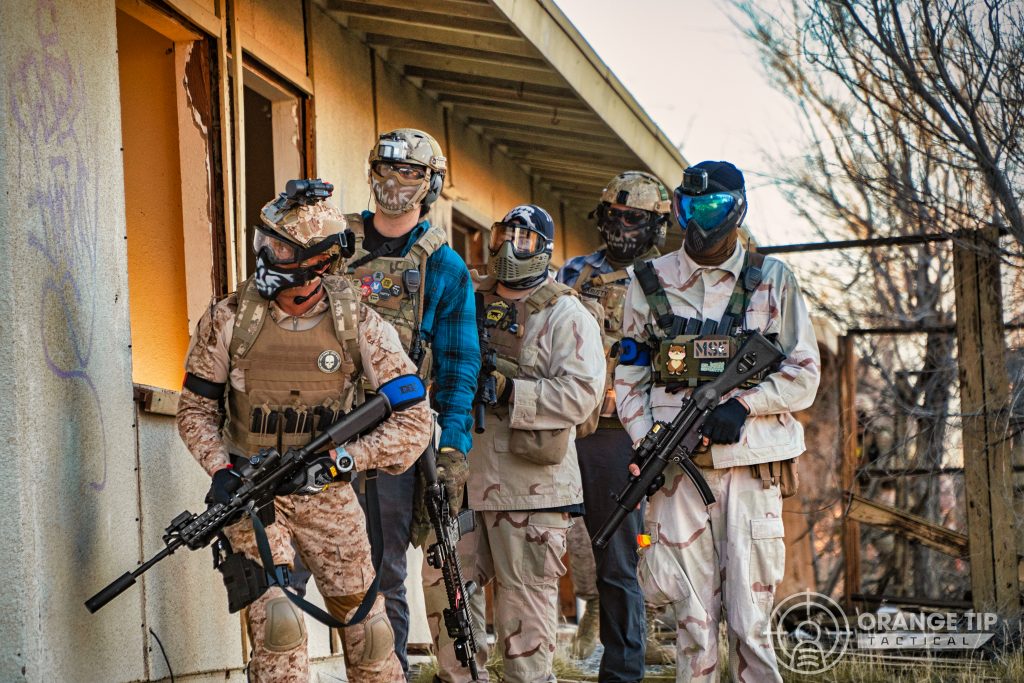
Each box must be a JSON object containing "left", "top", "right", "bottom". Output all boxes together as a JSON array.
[
  {"left": 85, "top": 375, "right": 426, "bottom": 614},
  {"left": 420, "top": 441, "right": 481, "bottom": 680},
  {"left": 592, "top": 332, "right": 784, "bottom": 549}
]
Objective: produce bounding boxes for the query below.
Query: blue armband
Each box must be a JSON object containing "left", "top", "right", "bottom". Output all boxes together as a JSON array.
[
  {"left": 617, "top": 338, "right": 650, "bottom": 366},
  {"left": 378, "top": 374, "right": 427, "bottom": 411}
]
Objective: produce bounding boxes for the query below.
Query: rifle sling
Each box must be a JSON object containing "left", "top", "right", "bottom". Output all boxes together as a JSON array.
[{"left": 247, "top": 473, "right": 384, "bottom": 628}]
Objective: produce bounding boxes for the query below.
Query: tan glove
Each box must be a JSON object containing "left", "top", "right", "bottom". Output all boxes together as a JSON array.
[
  {"left": 436, "top": 448, "right": 470, "bottom": 516},
  {"left": 492, "top": 371, "right": 513, "bottom": 405}
]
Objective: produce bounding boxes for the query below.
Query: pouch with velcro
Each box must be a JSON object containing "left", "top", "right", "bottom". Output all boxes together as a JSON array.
[{"left": 509, "top": 427, "right": 571, "bottom": 466}]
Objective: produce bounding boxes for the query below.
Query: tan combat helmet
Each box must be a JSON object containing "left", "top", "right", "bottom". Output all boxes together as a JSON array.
[
  {"left": 599, "top": 171, "right": 672, "bottom": 214},
  {"left": 367, "top": 128, "right": 447, "bottom": 215}
]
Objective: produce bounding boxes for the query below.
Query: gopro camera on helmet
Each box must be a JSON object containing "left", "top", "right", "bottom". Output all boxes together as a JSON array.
[
  {"left": 376, "top": 136, "right": 410, "bottom": 162},
  {"left": 682, "top": 168, "right": 709, "bottom": 195}
]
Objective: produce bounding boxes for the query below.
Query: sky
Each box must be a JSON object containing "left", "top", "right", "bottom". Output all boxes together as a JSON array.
[{"left": 552, "top": 0, "right": 819, "bottom": 247}]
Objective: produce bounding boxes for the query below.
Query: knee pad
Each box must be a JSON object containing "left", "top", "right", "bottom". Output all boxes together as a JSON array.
[
  {"left": 357, "top": 611, "right": 394, "bottom": 664},
  {"left": 263, "top": 596, "right": 306, "bottom": 653}
]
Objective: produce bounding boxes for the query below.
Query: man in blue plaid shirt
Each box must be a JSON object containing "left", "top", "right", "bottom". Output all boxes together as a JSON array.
[{"left": 351, "top": 128, "right": 478, "bottom": 678}]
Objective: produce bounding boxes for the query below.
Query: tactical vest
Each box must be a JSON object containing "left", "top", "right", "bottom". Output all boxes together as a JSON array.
[
  {"left": 572, "top": 263, "right": 630, "bottom": 421},
  {"left": 637, "top": 251, "right": 769, "bottom": 389},
  {"left": 479, "top": 279, "right": 578, "bottom": 371},
  {"left": 345, "top": 214, "right": 447, "bottom": 380},
  {"left": 224, "top": 275, "right": 362, "bottom": 456}
]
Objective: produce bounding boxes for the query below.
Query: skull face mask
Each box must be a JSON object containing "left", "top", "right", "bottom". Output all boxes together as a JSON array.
[{"left": 370, "top": 162, "right": 430, "bottom": 216}]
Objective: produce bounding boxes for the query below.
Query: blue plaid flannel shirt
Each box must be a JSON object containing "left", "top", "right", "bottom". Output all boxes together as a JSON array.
[{"left": 363, "top": 212, "right": 480, "bottom": 454}]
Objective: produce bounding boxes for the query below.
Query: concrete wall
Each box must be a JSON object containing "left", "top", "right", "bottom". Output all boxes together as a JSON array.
[{"left": 0, "top": 0, "right": 144, "bottom": 680}]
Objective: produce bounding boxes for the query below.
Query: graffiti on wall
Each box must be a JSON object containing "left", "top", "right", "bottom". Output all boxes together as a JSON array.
[{"left": 9, "top": 0, "right": 109, "bottom": 490}]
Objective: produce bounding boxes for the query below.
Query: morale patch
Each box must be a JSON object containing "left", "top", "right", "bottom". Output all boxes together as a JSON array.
[
  {"left": 390, "top": 285, "right": 402, "bottom": 296},
  {"left": 372, "top": 271, "right": 384, "bottom": 282},
  {"left": 369, "top": 293, "right": 380, "bottom": 303},
  {"left": 693, "top": 339, "right": 730, "bottom": 359},
  {"left": 382, "top": 277, "right": 393, "bottom": 289},
  {"left": 361, "top": 275, "right": 373, "bottom": 286},
  {"left": 318, "top": 350, "right": 342, "bottom": 373},
  {"left": 371, "top": 281, "right": 382, "bottom": 293},
  {"left": 486, "top": 300, "right": 511, "bottom": 323},
  {"left": 700, "top": 360, "right": 726, "bottom": 374},
  {"left": 360, "top": 285, "right": 372, "bottom": 297}
]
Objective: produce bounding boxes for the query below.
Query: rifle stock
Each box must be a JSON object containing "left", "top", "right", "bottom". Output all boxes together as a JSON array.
[{"left": 592, "top": 332, "right": 784, "bottom": 549}]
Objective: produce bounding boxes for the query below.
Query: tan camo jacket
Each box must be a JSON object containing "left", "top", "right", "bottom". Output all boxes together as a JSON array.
[
  {"left": 614, "top": 244, "right": 820, "bottom": 468},
  {"left": 177, "top": 281, "right": 431, "bottom": 476},
  {"left": 468, "top": 279, "right": 605, "bottom": 511}
]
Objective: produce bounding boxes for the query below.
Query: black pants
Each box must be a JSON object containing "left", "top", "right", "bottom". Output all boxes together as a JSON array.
[{"left": 578, "top": 427, "right": 646, "bottom": 683}]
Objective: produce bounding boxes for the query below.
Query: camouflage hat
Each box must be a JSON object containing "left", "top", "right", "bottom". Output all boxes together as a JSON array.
[
  {"left": 599, "top": 171, "right": 671, "bottom": 214},
  {"left": 259, "top": 198, "right": 348, "bottom": 249}
]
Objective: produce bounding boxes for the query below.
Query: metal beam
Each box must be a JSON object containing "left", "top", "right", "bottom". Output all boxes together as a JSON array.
[
  {"left": 326, "top": 1, "right": 515, "bottom": 36},
  {"left": 429, "top": 83, "right": 582, "bottom": 111},
  {"left": 390, "top": 51, "right": 566, "bottom": 88},
  {"left": 364, "top": 34, "right": 544, "bottom": 69},
  {"left": 757, "top": 233, "right": 953, "bottom": 254},
  {"left": 464, "top": 114, "right": 610, "bottom": 137},
  {"left": 326, "top": 0, "right": 504, "bottom": 21},
  {"left": 342, "top": 16, "right": 533, "bottom": 56}
]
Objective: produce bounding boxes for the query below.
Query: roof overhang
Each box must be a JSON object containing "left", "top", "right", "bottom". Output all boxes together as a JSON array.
[{"left": 318, "top": 0, "right": 686, "bottom": 217}]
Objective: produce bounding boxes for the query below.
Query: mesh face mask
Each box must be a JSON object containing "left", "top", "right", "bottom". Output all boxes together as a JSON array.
[{"left": 487, "top": 207, "right": 554, "bottom": 289}]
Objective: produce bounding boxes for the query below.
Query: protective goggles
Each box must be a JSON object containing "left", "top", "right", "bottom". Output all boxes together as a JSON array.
[
  {"left": 596, "top": 204, "right": 653, "bottom": 229},
  {"left": 674, "top": 192, "right": 742, "bottom": 231},
  {"left": 252, "top": 225, "right": 351, "bottom": 266},
  {"left": 372, "top": 160, "right": 426, "bottom": 181},
  {"left": 488, "top": 222, "right": 551, "bottom": 257}
]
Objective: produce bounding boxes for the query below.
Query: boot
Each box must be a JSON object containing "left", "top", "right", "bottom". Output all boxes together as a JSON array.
[
  {"left": 571, "top": 597, "right": 600, "bottom": 660},
  {"left": 645, "top": 604, "right": 675, "bottom": 665}
]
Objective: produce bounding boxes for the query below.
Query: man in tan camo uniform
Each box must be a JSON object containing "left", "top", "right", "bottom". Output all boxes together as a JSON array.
[
  {"left": 616, "top": 162, "right": 820, "bottom": 682},
  {"left": 176, "top": 181, "right": 431, "bottom": 682},
  {"left": 425, "top": 204, "right": 605, "bottom": 683}
]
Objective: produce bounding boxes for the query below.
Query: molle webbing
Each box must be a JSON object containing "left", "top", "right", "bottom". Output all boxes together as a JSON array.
[
  {"left": 228, "top": 276, "right": 362, "bottom": 381},
  {"left": 638, "top": 251, "right": 765, "bottom": 338},
  {"left": 479, "top": 280, "right": 576, "bottom": 365}
]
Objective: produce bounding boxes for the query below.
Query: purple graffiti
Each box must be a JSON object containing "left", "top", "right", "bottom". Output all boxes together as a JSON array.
[{"left": 10, "top": 0, "right": 108, "bottom": 490}]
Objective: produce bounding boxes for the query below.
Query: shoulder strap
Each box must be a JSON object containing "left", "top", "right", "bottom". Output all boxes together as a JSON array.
[
  {"left": 322, "top": 276, "right": 363, "bottom": 380},
  {"left": 719, "top": 250, "right": 766, "bottom": 335},
  {"left": 229, "top": 278, "right": 269, "bottom": 362},
  {"left": 634, "top": 259, "right": 683, "bottom": 335},
  {"left": 571, "top": 263, "right": 594, "bottom": 292},
  {"left": 592, "top": 268, "right": 630, "bottom": 286},
  {"left": 407, "top": 222, "right": 448, "bottom": 265},
  {"left": 525, "top": 279, "right": 575, "bottom": 313}
]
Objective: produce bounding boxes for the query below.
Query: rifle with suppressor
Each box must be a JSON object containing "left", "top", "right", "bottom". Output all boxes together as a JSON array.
[
  {"left": 85, "top": 374, "right": 426, "bottom": 614},
  {"left": 592, "top": 332, "right": 784, "bottom": 549},
  {"left": 474, "top": 292, "right": 498, "bottom": 434},
  {"left": 420, "top": 438, "right": 481, "bottom": 680}
]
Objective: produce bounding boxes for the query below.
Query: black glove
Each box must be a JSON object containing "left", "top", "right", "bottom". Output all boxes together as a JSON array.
[
  {"left": 702, "top": 398, "right": 749, "bottom": 445},
  {"left": 206, "top": 467, "right": 242, "bottom": 505}
]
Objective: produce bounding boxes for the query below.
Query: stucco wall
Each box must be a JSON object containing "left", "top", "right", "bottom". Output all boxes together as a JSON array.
[{"left": 0, "top": 0, "right": 144, "bottom": 680}]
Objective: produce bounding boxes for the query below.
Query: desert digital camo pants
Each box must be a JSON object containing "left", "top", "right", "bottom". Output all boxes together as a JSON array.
[
  {"left": 639, "top": 464, "right": 785, "bottom": 683},
  {"left": 424, "top": 510, "right": 571, "bottom": 683},
  {"left": 222, "top": 483, "right": 402, "bottom": 683}
]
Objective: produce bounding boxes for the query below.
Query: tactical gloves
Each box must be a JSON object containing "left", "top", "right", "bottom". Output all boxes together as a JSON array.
[
  {"left": 702, "top": 398, "right": 749, "bottom": 444},
  {"left": 436, "top": 447, "right": 469, "bottom": 516},
  {"left": 207, "top": 466, "right": 242, "bottom": 505}
]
